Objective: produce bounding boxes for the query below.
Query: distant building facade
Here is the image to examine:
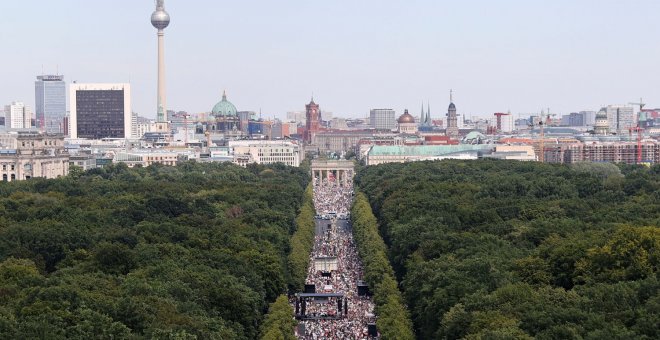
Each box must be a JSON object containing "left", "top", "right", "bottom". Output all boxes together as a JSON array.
[
  {"left": 114, "top": 150, "right": 180, "bottom": 167},
  {"left": 0, "top": 131, "right": 69, "bottom": 181},
  {"left": 286, "top": 111, "right": 306, "bottom": 125},
  {"left": 35, "top": 75, "right": 66, "bottom": 133},
  {"left": 229, "top": 140, "right": 302, "bottom": 167},
  {"left": 69, "top": 83, "right": 132, "bottom": 139},
  {"left": 4, "top": 102, "right": 33, "bottom": 129},
  {"left": 397, "top": 110, "right": 417, "bottom": 134},
  {"left": 313, "top": 130, "right": 380, "bottom": 154},
  {"left": 370, "top": 109, "right": 396, "bottom": 130},
  {"left": 594, "top": 109, "right": 610, "bottom": 135},
  {"left": 365, "top": 144, "right": 492, "bottom": 166},
  {"left": 544, "top": 141, "right": 660, "bottom": 165},
  {"left": 605, "top": 105, "right": 635, "bottom": 134}
]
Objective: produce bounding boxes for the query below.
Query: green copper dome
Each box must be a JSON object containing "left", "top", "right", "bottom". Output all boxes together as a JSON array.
[{"left": 212, "top": 91, "right": 237, "bottom": 117}]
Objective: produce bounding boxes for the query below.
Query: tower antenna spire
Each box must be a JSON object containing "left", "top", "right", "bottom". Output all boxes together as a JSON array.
[
  {"left": 450, "top": 89, "right": 453, "bottom": 103},
  {"left": 151, "top": 0, "right": 170, "bottom": 122}
]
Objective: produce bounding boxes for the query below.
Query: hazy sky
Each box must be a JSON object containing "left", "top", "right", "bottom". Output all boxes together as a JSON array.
[{"left": 1, "top": 0, "right": 659, "bottom": 120}]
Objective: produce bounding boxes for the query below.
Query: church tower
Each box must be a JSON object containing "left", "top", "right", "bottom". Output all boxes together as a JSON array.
[
  {"left": 304, "top": 98, "right": 320, "bottom": 144},
  {"left": 446, "top": 90, "right": 459, "bottom": 139}
]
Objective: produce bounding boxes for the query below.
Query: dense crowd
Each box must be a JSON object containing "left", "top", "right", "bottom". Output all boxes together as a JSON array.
[
  {"left": 293, "top": 178, "right": 378, "bottom": 339},
  {"left": 312, "top": 178, "right": 353, "bottom": 217}
]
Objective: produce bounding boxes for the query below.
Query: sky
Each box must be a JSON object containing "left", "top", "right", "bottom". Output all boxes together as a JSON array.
[{"left": 1, "top": 0, "right": 659, "bottom": 120}]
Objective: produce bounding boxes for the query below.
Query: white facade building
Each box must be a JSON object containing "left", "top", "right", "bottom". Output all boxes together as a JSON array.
[
  {"left": 69, "top": 83, "right": 132, "bottom": 139},
  {"left": 114, "top": 150, "right": 179, "bottom": 167},
  {"left": 228, "top": 140, "right": 302, "bottom": 167},
  {"left": 4, "top": 102, "right": 33, "bottom": 129}
]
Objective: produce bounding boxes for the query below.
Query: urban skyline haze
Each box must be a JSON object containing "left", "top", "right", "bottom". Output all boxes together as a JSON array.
[{"left": 1, "top": 0, "right": 659, "bottom": 120}]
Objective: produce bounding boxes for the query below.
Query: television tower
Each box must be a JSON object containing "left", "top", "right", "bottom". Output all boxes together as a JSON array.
[{"left": 151, "top": 0, "right": 170, "bottom": 122}]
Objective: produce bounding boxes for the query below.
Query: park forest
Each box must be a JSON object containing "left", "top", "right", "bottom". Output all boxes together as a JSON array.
[
  {"left": 356, "top": 160, "right": 659, "bottom": 339},
  {"left": 0, "top": 159, "right": 658, "bottom": 339}
]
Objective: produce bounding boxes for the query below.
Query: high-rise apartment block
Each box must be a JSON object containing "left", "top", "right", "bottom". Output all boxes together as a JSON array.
[
  {"left": 35, "top": 75, "right": 66, "bottom": 133},
  {"left": 69, "top": 83, "right": 132, "bottom": 139},
  {"left": 605, "top": 105, "right": 635, "bottom": 134},
  {"left": 370, "top": 109, "right": 396, "bottom": 130},
  {"left": 4, "top": 102, "right": 33, "bottom": 129}
]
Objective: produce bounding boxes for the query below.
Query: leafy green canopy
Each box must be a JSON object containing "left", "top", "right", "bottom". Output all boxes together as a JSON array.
[
  {"left": 0, "top": 162, "right": 309, "bottom": 339},
  {"left": 352, "top": 192, "right": 415, "bottom": 340},
  {"left": 357, "top": 160, "right": 660, "bottom": 340}
]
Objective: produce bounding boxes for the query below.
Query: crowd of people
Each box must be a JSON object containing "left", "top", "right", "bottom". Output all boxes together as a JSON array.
[
  {"left": 292, "top": 178, "right": 379, "bottom": 339},
  {"left": 312, "top": 178, "right": 353, "bottom": 217}
]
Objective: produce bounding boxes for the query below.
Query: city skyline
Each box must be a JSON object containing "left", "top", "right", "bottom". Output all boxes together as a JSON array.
[{"left": 1, "top": 0, "right": 660, "bottom": 120}]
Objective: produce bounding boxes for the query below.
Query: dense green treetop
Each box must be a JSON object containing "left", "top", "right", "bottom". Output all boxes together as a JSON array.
[
  {"left": 0, "top": 161, "right": 309, "bottom": 339},
  {"left": 356, "top": 160, "right": 659, "bottom": 340}
]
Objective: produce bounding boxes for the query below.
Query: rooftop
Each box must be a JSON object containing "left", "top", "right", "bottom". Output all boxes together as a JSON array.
[{"left": 369, "top": 144, "right": 492, "bottom": 156}]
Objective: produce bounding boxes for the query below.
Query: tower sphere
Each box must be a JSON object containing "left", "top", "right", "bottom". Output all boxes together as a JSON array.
[{"left": 151, "top": 10, "right": 170, "bottom": 30}]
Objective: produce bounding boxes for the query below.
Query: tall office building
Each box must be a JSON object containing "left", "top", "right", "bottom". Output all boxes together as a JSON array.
[
  {"left": 370, "top": 109, "right": 396, "bottom": 130},
  {"left": 69, "top": 84, "right": 132, "bottom": 139},
  {"left": 4, "top": 102, "right": 33, "bottom": 129},
  {"left": 605, "top": 105, "right": 635, "bottom": 134},
  {"left": 35, "top": 75, "right": 66, "bottom": 133}
]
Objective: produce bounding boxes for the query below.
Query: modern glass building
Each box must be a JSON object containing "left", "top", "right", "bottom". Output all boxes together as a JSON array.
[
  {"left": 69, "top": 84, "right": 132, "bottom": 139},
  {"left": 35, "top": 75, "right": 66, "bottom": 133}
]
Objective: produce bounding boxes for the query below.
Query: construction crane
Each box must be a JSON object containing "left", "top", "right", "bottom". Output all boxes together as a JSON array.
[
  {"left": 628, "top": 126, "right": 644, "bottom": 164},
  {"left": 531, "top": 110, "right": 546, "bottom": 162},
  {"left": 629, "top": 98, "right": 646, "bottom": 112},
  {"left": 493, "top": 112, "right": 511, "bottom": 132}
]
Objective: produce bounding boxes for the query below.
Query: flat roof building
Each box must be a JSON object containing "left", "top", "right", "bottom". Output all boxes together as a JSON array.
[
  {"left": 69, "top": 83, "right": 132, "bottom": 139},
  {"left": 370, "top": 109, "right": 396, "bottom": 131},
  {"left": 35, "top": 75, "right": 66, "bottom": 133}
]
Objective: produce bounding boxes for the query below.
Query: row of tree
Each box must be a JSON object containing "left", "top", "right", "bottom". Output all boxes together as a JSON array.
[
  {"left": 260, "top": 295, "right": 296, "bottom": 340},
  {"left": 352, "top": 192, "right": 415, "bottom": 340},
  {"left": 356, "top": 160, "right": 659, "bottom": 339},
  {"left": 0, "top": 162, "right": 309, "bottom": 339},
  {"left": 286, "top": 185, "right": 316, "bottom": 292},
  {"left": 260, "top": 184, "right": 316, "bottom": 339}
]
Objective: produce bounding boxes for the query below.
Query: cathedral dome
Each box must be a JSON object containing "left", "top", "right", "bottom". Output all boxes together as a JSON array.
[
  {"left": 212, "top": 91, "right": 237, "bottom": 117},
  {"left": 398, "top": 110, "right": 415, "bottom": 124}
]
